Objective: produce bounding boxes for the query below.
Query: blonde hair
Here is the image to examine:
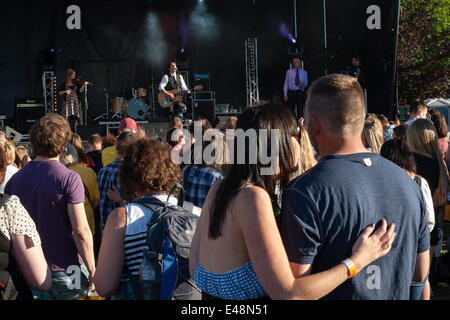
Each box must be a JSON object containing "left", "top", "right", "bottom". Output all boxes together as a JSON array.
[
  {"left": 4, "top": 140, "right": 16, "bottom": 166},
  {"left": 16, "top": 145, "right": 29, "bottom": 160},
  {"left": 407, "top": 119, "right": 448, "bottom": 207},
  {"left": 299, "top": 126, "right": 317, "bottom": 174},
  {"left": 16, "top": 145, "right": 29, "bottom": 169},
  {"left": 60, "top": 143, "right": 79, "bottom": 167},
  {"left": 290, "top": 126, "right": 318, "bottom": 181},
  {"left": 362, "top": 119, "right": 384, "bottom": 154}
]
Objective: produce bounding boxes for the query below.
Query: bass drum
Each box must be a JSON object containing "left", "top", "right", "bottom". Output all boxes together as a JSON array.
[{"left": 126, "top": 99, "right": 147, "bottom": 120}]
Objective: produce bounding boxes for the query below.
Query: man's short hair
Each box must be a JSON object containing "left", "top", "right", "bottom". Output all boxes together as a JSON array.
[
  {"left": 305, "top": 74, "right": 366, "bottom": 137},
  {"left": 116, "top": 131, "right": 138, "bottom": 157},
  {"left": 30, "top": 113, "right": 72, "bottom": 158},
  {"left": 88, "top": 134, "right": 103, "bottom": 146},
  {"left": 410, "top": 98, "right": 428, "bottom": 115}
]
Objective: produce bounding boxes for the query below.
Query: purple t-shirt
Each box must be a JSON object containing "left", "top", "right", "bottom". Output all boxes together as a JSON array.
[{"left": 5, "top": 160, "right": 85, "bottom": 271}]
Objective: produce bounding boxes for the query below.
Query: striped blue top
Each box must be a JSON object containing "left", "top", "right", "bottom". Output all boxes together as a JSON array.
[{"left": 193, "top": 261, "right": 267, "bottom": 300}]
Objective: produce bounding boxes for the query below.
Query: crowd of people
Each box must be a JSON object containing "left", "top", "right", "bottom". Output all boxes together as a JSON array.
[{"left": 0, "top": 74, "right": 448, "bottom": 300}]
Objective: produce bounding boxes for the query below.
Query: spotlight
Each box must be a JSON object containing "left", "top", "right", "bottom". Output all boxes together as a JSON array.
[
  {"left": 181, "top": 48, "right": 185, "bottom": 53},
  {"left": 291, "top": 38, "right": 297, "bottom": 44}
]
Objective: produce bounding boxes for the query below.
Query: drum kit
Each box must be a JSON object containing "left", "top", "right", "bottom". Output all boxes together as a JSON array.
[{"left": 108, "top": 87, "right": 150, "bottom": 121}]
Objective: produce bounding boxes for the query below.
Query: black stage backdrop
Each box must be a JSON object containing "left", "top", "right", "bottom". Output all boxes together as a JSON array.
[{"left": 0, "top": 0, "right": 399, "bottom": 127}]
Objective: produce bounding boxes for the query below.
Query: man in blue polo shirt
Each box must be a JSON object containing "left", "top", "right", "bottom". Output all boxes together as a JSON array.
[{"left": 280, "top": 74, "right": 430, "bottom": 300}]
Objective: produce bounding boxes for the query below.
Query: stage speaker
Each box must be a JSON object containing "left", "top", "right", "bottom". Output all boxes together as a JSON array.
[
  {"left": 76, "top": 125, "right": 107, "bottom": 141},
  {"left": 14, "top": 97, "right": 45, "bottom": 134},
  {"left": 193, "top": 101, "right": 216, "bottom": 127}
]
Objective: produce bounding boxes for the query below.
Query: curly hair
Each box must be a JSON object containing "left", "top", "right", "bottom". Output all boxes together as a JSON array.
[
  {"left": 119, "top": 137, "right": 180, "bottom": 200},
  {"left": 30, "top": 113, "right": 72, "bottom": 158}
]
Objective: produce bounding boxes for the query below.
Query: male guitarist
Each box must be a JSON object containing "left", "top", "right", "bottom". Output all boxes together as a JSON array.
[{"left": 159, "top": 62, "right": 191, "bottom": 120}]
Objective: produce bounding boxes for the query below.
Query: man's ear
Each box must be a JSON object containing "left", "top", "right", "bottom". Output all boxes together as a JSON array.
[{"left": 307, "top": 114, "right": 321, "bottom": 137}]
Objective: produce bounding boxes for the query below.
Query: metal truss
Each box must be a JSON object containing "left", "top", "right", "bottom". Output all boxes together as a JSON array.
[
  {"left": 245, "top": 38, "right": 260, "bottom": 107},
  {"left": 42, "top": 71, "right": 56, "bottom": 114}
]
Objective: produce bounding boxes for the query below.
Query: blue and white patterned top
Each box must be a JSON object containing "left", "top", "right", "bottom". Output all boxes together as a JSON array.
[{"left": 193, "top": 261, "right": 267, "bottom": 300}]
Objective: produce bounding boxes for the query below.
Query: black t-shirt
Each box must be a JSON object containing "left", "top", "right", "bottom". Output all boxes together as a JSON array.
[
  {"left": 280, "top": 153, "right": 430, "bottom": 300},
  {"left": 87, "top": 150, "right": 103, "bottom": 175},
  {"left": 413, "top": 153, "right": 440, "bottom": 196}
]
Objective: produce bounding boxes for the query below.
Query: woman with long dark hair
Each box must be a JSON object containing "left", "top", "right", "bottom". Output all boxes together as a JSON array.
[{"left": 189, "top": 103, "right": 395, "bottom": 300}]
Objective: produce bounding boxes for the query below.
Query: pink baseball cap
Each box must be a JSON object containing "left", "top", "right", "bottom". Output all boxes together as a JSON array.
[{"left": 119, "top": 118, "right": 138, "bottom": 135}]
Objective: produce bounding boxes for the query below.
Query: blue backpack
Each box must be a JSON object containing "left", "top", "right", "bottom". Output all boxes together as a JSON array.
[{"left": 124, "top": 184, "right": 202, "bottom": 300}]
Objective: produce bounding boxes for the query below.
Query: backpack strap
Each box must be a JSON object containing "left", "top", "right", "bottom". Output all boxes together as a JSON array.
[
  {"left": 132, "top": 197, "right": 166, "bottom": 213},
  {"left": 82, "top": 181, "right": 90, "bottom": 202},
  {"left": 167, "top": 183, "right": 186, "bottom": 208}
]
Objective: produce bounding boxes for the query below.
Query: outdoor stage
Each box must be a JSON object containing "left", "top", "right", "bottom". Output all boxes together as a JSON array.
[{"left": 1, "top": 0, "right": 401, "bottom": 138}]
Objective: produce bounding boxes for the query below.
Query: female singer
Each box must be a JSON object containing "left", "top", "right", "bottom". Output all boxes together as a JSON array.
[{"left": 58, "top": 68, "right": 85, "bottom": 125}]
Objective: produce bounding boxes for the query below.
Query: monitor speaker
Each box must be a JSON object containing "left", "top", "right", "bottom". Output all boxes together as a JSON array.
[
  {"left": 0, "top": 126, "right": 23, "bottom": 143},
  {"left": 193, "top": 101, "right": 216, "bottom": 127}
]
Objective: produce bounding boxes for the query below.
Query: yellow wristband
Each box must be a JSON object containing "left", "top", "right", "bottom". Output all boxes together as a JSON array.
[{"left": 342, "top": 258, "right": 357, "bottom": 278}]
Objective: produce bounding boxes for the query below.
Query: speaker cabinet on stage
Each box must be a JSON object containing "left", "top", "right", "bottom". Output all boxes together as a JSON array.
[
  {"left": 14, "top": 97, "right": 45, "bottom": 134},
  {"left": 76, "top": 125, "right": 107, "bottom": 141},
  {"left": 193, "top": 101, "right": 216, "bottom": 126}
]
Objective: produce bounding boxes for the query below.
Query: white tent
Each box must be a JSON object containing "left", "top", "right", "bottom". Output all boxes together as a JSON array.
[
  {"left": 426, "top": 98, "right": 450, "bottom": 127},
  {"left": 426, "top": 98, "right": 450, "bottom": 108}
]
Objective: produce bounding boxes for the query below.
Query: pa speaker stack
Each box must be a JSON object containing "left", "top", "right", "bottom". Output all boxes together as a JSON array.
[{"left": 14, "top": 97, "right": 45, "bottom": 134}]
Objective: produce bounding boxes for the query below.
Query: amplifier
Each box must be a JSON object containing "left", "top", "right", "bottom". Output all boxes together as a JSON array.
[
  {"left": 15, "top": 97, "right": 46, "bottom": 134},
  {"left": 193, "top": 100, "right": 217, "bottom": 127},
  {"left": 15, "top": 97, "right": 44, "bottom": 108}
]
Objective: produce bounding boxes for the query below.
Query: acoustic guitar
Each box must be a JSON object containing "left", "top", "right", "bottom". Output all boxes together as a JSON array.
[{"left": 158, "top": 85, "right": 203, "bottom": 109}]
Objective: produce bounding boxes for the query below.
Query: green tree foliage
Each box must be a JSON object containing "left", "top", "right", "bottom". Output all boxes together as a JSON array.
[{"left": 398, "top": 0, "right": 449, "bottom": 102}]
